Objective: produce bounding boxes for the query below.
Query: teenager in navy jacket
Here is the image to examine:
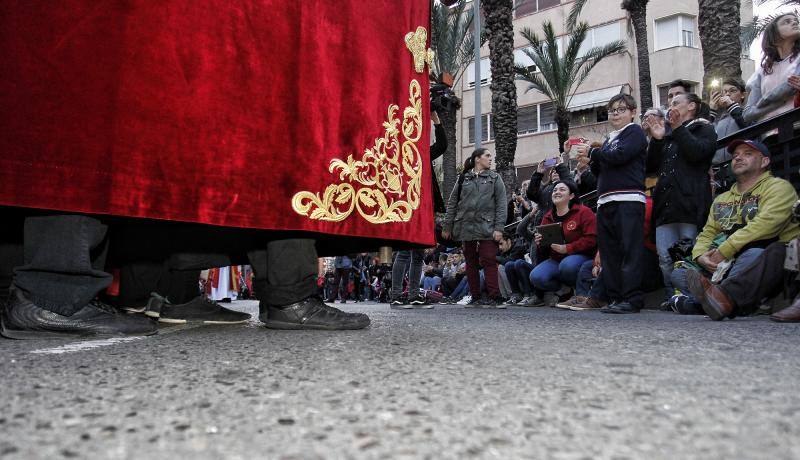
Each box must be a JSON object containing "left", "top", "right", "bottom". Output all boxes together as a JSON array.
[{"left": 567, "top": 94, "right": 648, "bottom": 313}]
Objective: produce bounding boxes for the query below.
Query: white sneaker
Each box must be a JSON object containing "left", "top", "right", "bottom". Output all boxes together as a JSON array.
[{"left": 456, "top": 295, "right": 472, "bottom": 305}]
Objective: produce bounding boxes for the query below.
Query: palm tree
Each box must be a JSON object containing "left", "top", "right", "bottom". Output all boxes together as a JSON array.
[
  {"left": 482, "top": 0, "right": 518, "bottom": 193},
  {"left": 621, "top": 0, "right": 653, "bottom": 112},
  {"left": 515, "top": 21, "right": 626, "bottom": 152},
  {"left": 430, "top": 0, "right": 477, "bottom": 202},
  {"left": 569, "top": 0, "right": 653, "bottom": 113},
  {"left": 698, "top": 0, "right": 743, "bottom": 96}
]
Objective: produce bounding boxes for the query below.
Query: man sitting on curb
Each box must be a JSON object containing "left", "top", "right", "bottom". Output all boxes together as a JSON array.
[{"left": 672, "top": 139, "right": 800, "bottom": 320}]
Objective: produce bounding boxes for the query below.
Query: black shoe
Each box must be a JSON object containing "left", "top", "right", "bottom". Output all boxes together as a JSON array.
[
  {"left": 260, "top": 296, "right": 370, "bottom": 330},
  {"left": 390, "top": 294, "right": 412, "bottom": 309},
  {"left": 146, "top": 294, "right": 251, "bottom": 324},
  {"left": 464, "top": 297, "right": 483, "bottom": 308},
  {"left": 479, "top": 296, "right": 507, "bottom": 309},
  {"left": 408, "top": 293, "right": 433, "bottom": 309},
  {"left": 1, "top": 287, "right": 157, "bottom": 340},
  {"left": 600, "top": 301, "right": 640, "bottom": 314}
]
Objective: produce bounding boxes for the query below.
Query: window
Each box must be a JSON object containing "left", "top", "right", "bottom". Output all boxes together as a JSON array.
[
  {"left": 569, "top": 107, "right": 607, "bottom": 127},
  {"left": 517, "top": 105, "right": 538, "bottom": 134},
  {"left": 577, "top": 22, "right": 622, "bottom": 58},
  {"left": 514, "top": 0, "right": 559, "bottom": 18},
  {"left": 514, "top": 48, "right": 537, "bottom": 73},
  {"left": 655, "top": 15, "right": 696, "bottom": 50},
  {"left": 539, "top": 102, "right": 556, "bottom": 131},
  {"left": 467, "top": 114, "right": 494, "bottom": 144},
  {"left": 466, "top": 57, "right": 491, "bottom": 88},
  {"left": 516, "top": 102, "right": 557, "bottom": 136}
]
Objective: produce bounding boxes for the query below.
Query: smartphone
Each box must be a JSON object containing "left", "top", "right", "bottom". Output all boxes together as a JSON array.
[
  {"left": 567, "top": 137, "right": 588, "bottom": 146},
  {"left": 543, "top": 157, "right": 558, "bottom": 167}
]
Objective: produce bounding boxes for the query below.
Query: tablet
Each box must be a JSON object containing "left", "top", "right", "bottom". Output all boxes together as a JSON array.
[{"left": 535, "top": 222, "right": 565, "bottom": 246}]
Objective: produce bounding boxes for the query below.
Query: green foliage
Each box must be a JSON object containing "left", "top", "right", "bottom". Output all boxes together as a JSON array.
[
  {"left": 514, "top": 21, "right": 626, "bottom": 109},
  {"left": 430, "top": 0, "right": 481, "bottom": 84}
]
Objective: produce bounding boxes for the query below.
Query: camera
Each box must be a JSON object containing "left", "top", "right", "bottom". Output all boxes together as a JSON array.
[{"left": 430, "top": 82, "right": 459, "bottom": 113}]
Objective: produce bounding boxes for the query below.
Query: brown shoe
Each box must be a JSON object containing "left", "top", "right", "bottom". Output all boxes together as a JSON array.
[
  {"left": 771, "top": 299, "right": 800, "bottom": 323},
  {"left": 685, "top": 269, "right": 734, "bottom": 321},
  {"left": 555, "top": 295, "right": 586, "bottom": 309},
  {"left": 570, "top": 297, "right": 607, "bottom": 311}
]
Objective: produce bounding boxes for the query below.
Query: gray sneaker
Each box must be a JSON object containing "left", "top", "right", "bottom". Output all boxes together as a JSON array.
[
  {"left": 522, "top": 295, "right": 545, "bottom": 307},
  {"left": 543, "top": 292, "right": 559, "bottom": 307}
]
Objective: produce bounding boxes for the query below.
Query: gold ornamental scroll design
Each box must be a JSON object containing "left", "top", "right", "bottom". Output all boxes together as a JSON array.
[
  {"left": 405, "top": 26, "right": 434, "bottom": 74},
  {"left": 291, "top": 79, "right": 424, "bottom": 224}
]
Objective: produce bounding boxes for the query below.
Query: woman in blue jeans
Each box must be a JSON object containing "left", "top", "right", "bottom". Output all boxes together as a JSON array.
[{"left": 529, "top": 180, "right": 597, "bottom": 306}]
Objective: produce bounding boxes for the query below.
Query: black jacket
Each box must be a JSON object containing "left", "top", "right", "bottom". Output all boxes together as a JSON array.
[
  {"left": 575, "top": 167, "right": 597, "bottom": 198},
  {"left": 646, "top": 118, "right": 718, "bottom": 227},
  {"left": 589, "top": 123, "right": 648, "bottom": 199},
  {"left": 525, "top": 162, "right": 573, "bottom": 226},
  {"left": 431, "top": 123, "right": 447, "bottom": 213},
  {"left": 496, "top": 237, "right": 528, "bottom": 265}
]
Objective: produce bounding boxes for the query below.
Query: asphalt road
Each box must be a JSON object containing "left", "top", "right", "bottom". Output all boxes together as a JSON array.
[{"left": 1, "top": 300, "right": 799, "bottom": 460}]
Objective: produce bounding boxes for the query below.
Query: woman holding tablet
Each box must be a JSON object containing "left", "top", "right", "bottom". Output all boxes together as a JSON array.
[{"left": 528, "top": 180, "right": 597, "bottom": 307}]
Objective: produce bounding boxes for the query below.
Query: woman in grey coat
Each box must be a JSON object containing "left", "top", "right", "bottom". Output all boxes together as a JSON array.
[{"left": 442, "top": 148, "right": 507, "bottom": 307}]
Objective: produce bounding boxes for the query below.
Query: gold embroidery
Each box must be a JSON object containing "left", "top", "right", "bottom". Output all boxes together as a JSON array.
[
  {"left": 291, "top": 80, "right": 424, "bottom": 224},
  {"left": 405, "top": 26, "right": 434, "bottom": 74}
]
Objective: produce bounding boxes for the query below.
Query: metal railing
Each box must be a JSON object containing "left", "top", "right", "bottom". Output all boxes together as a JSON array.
[{"left": 716, "top": 106, "right": 800, "bottom": 190}]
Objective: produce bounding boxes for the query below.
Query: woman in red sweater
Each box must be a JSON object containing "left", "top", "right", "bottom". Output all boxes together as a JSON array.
[{"left": 529, "top": 180, "right": 597, "bottom": 306}]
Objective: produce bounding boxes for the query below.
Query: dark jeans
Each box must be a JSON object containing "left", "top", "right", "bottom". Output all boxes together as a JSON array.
[
  {"left": 329, "top": 267, "right": 352, "bottom": 301},
  {"left": 718, "top": 241, "right": 788, "bottom": 315},
  {"left": 247, "top": 238, "right": 319, "bottom": 307},
  {"left": 504, "top": 259, "right": 534, "bottom": 295},
  {"left": 463, "top": 240, "right": 499, "bottom": 298},
  {"left": 598, "top": 201, "right": 645, "bottom": 307},
  {"left": 14, "top": 215, "right": 112, "bottom": 316},
  {"left": 391, "top": 249, "right": 424, "bottom": 297},
  {"left": 118, "top": 262, "right": 200, "bottom": 307}
]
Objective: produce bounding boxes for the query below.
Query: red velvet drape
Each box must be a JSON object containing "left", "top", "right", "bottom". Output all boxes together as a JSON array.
[{"left": 0, "top": 0, "right": 434, "bottom": 246}]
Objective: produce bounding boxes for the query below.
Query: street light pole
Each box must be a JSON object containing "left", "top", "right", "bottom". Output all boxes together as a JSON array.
[{"left": 473, "top": 0, "right": 481, "bottom": 150}]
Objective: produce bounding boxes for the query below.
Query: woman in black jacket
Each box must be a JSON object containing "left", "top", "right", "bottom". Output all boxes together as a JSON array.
[{"left": 644, "top": 92, "right": 718, "bottom": 305}]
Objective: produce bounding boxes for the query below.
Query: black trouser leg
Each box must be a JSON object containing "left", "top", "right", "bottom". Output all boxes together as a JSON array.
[
  {"left": 720, "top": 241, "right": 787, "bottom": 315},
  {"left": 598, "top": 202, "right": 644, "bottom": 307},
  {"left": 248, "top": 238, "right": 318, "bottom": 307},
  {"left": 0, "top": 210, "right": 24, "bottom": 301},
  {"left": 13, "top": 215, "right": 112, "bottom": 316},
  {"left": 118, "top": 261, "right": 164, "bottom": 307}
]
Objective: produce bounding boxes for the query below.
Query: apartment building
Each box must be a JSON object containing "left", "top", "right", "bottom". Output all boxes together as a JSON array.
[{"left": 453, "top": 0, "right": 755, "bottom": 183}]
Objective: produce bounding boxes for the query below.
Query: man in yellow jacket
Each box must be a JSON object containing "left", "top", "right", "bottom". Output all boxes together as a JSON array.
[{"left": 671, "top": 139, "right": 800, "bottom": 320}]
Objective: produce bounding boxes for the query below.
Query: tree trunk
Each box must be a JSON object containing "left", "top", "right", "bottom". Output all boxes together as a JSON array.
[
  {"left": 625, "top": 1, "right": 653, "bottom": 112},
  {"left": 439, "top": 106, "right": 459, "bottom": 201},
  {"left": 698, "top": 0, "right": 742, "bottom": 98},
  {"left": 483, "top": 0, "right": 518, "bottom": 195},
  {"left": 556, "top": 107, "right": 570, "bottom": 154}
]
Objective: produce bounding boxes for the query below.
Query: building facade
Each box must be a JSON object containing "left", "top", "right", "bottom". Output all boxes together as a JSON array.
[{"left": 451, "top": 0, "right": 755, "bottom": 186}]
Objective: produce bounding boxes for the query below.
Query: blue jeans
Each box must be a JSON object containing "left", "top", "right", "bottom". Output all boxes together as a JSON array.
[
  {"left": 671, "top": 247, "right": 765, "bottom": 308},
  {"left": 504, "top": 259, "right": 534, "bottom": 295},
  {"left": 423, "top": 276, "right": 441, "bottom": 291},
  {"left": 656, "top": 223, "right": 698, "bottom": 299},
  {"left": 530, "top": 255, "right": 591, "bottom": 294}
]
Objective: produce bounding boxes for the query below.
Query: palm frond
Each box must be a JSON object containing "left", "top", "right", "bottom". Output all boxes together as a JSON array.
[
  {"left": 430, "top": 0, "right": 481, "bottom": 85},
  {"left": 568, "top": 39, "right": 627, "bottom": 104},
  {"left": 566, "top": 0, "right": 590, "bottom": 33}
]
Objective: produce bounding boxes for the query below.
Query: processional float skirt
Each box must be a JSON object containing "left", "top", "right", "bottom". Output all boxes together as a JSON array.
[{"left": 0, "top": 0, "right": 435, "bottom": 247}]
